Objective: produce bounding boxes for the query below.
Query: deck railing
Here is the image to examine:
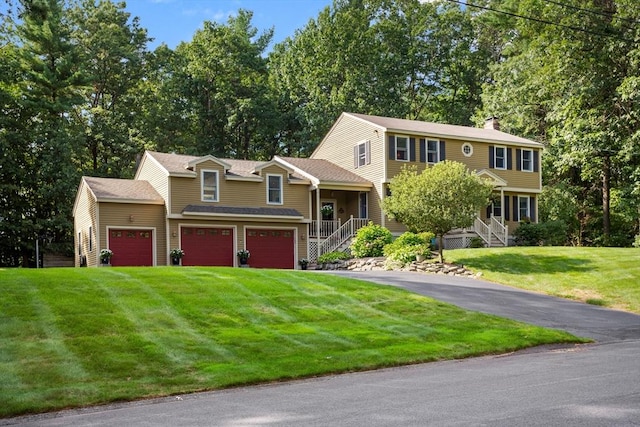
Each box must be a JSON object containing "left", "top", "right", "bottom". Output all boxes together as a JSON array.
[
  {"left": 309, "top": 220, "right": 341, "bottom": 238},
  {"left": 314, "top": 217, "right": 369, "bottom": 260}
]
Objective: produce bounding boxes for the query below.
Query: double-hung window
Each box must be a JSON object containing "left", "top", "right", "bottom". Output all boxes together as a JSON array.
[
  {"left": 494, "top": 146, "right": 506, "bottom": 170},
  {"left": 518, "top": 196, "right": 530, "bottom": 221},
  {"left": 395, "top": 136, "right": 409, "bottom": 161},
  {"left": 521, "top": 149, "right": 533, "bottom": 172},
  {"left": 492, "top": 199, "right": 502, "bottom": 218},
  {"left": 267, "top": 174, "right": 283, "bottom": 205},
  {"left": 427, "top": 140, "right": 440, "bottom": 164},
  {"left": 201, "top": 170, "right": 219, "bottom": 202},
  {"left": 355, "top": 140, "right": 370, "bottom": 168}
]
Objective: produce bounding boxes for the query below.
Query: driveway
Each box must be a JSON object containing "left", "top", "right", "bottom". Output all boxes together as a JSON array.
[{"left": 4, "top": 271, "right": 640, "bottom": 426}]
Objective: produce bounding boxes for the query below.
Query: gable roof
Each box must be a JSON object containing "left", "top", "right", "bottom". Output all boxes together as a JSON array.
[
  {"left": 81, "top": 177, "right": 164, "bottom": 204},
  {"left": 275, "top": 156, "right": 371, "bottom": 189},
  {"left": 345, "top": 113, "right": 544, "bottom": 148}
]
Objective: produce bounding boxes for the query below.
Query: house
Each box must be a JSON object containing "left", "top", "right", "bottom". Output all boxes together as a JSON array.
[{"left": 73, "top": 112, "right": 543, "bottom": 267}]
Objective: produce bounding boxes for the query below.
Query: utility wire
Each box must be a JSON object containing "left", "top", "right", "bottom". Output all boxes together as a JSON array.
[
  {"left": 541, "top": 0, "right": 639, "bottom": 26},
  {"left": 444, "top": 0, "right": 634, "bottom": 43}
]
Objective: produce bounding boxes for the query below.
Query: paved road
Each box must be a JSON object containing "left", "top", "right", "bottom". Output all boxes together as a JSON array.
[{"left": 4, "top": 271, "right": 640, "bottom": 426}]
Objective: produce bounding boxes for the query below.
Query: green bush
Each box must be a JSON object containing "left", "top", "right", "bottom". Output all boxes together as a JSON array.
[
  {"left": 317, "top": 251, "right": 350, "bottom": 264},
  {"left": 383, "top": 232, "right": 434, "bottom": 264},
  {"left": 350, "top": 222, "right": 393, "bottom": 257},
  {"left": 514, "top": 220, "right": 568, "bottom": 246},
  {"left": 633, "top": 235, "right": 640, "bottom": 248},
  {"left": 469, "top": 237, "right": 485, "bottom": 248}
]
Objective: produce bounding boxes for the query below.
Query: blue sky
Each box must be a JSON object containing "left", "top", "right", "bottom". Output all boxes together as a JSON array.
[{"left": 124, "top": 0, "right": 334, "bottom": 51}]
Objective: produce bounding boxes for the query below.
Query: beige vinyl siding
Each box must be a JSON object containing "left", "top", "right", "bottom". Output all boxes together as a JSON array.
[
  {"left": 74, "top": 183, "right": 98, "bottom": 267},
  {"left": 170, "top": 161, "right": 310, "bottom": 217},
  {"left": 136, "top": 156, "right": 170, "bottom": 202},
  {"left": 98, "top": 202, "right": 167, "bottom": 265},
  {"left": 168, "top": 219, "right": 308, "bottom": 265}
]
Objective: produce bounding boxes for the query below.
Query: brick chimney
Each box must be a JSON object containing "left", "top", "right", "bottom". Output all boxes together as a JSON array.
[{"left": 484, "top": 116, "right": 500, "bottom": 130}]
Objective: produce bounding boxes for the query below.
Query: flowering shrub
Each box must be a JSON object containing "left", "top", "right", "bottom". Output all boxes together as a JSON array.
[
  {"left": 99, "top": 249, "right": 113, "bottom": 262},
  {"left": 350, "top": 222, "right": 392, "bottom": 258},
  {"left": 237, "top": 249, "right": 250, "bottom": 259}
]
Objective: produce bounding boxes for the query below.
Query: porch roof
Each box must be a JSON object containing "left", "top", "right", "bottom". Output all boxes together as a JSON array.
[
  {"left": 182, "top": 205, "right": 304, "bottom": 219},
  {"left": 276, "top": 156, "right": 372, "bottom": 189}
]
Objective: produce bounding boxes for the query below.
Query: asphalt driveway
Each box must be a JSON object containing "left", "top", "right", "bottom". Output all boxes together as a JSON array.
[
  {"left": 4, "top": 271, "right": 640, "bottom": 426},
  {"left": 327, "top": 270, "right": 640, "bottom": 343}
]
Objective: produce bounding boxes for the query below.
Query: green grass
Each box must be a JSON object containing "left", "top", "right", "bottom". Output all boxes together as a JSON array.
[
  {"left": 0, "top": 267, "right": 584, "bottom": 417},
  {"left": 446, "top": 247, "right": 640, "bottom": 314}
]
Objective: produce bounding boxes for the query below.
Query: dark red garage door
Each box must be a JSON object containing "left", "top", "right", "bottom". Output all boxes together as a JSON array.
[
  {"left": 181, "top": 227, "right": 234, "bottom": 266},
  {"left": 245, "top": 229, "right": 295, "bottom": 269},
  {"left": 108, "top": 229, "right": 153, "bottom": 266}
]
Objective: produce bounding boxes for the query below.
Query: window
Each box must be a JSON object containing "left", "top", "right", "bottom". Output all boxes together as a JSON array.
[
  {"left": 395, "top": 136, "right": 409, "bottom": 161},
  {"left": 359, "top": 192, "right": 368, "bottom": 218},
  {"left": 518, "top": 196, "right": 530, "bottom": 221},
  {"left": 492, "top": 198, "right": 502, "bottom": 218},
  {"left": 427, "top": 140, "right": 440, "bottom": 164},
  {"left": 202, "top": 170, "right": 218, "bottom": 202},
  {"left": 494, "top": 146, "right": 506, "bottom": 170},
  {"left": 462, "top": 143, "right": 473, "bottom": 157},
  {"left": 267, "top": 174, "right": 283, "bottom": 204},
  {"left": 354, "top": 140, "right": 370, "bottom": 168},
  {"left": 521, "top": 149, "right": 533, "bottom": 172},
  {"left": 78, "top": 232, "right": 82, "bottom": 255},
  {"left": 88, "top": 226, "right": 93, "bottom": 251}
]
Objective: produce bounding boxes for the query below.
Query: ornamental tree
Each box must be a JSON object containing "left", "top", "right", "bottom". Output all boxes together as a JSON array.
[{"left": 383, "top": 161, "right": 493, "bottom": 263}]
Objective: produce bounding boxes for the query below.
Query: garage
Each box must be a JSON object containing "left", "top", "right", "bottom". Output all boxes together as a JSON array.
[
  {"left": 108, "top": 229, "right": 154, "bottom": 266},
  {"left": 181, "top": 226, "right": 234, "bottom": 266},
  {"left": 245, "top": 228, "right": 295, "bottom": 269}
]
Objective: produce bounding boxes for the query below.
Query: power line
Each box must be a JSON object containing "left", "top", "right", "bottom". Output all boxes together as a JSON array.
[
  {"left": 541, "top": 0, "right": 639, "bottom": 27},
  {"left": 444, "top": 0, "right": 634, "bottom": 43}
]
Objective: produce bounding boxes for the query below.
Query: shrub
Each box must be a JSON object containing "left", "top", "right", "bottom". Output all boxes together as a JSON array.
[
  {"left": 514, "top": 220, "right": 568, "bottom": 246},
  {"left": 317, "top": 251, "right": 350, "bottom": 264},
  {"left": 383, "top": 232, "right": 434, "bottom": 264},
  {"left": 633, "top": 235, "right": 640, "bottom": 248},
  {"left": 469, "top": 237, "right": 485, "bottom": 248},
  {"left": 350, "top": 222, "right": 393, "bottom": 257}
]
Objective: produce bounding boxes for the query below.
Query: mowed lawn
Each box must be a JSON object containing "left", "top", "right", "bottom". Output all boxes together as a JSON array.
[
  {"left": 0, "top": 267, "right": 583, "bottom": 417},
  {"left": 447, "top": 247, "right": 640, "bottom": 314}
]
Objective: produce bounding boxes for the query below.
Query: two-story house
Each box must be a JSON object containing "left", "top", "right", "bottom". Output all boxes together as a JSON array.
[{"left": 73, "top": 112, "right": 543, "bottom": 268}]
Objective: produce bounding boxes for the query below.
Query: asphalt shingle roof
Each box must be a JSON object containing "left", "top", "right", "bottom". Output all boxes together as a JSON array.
[
  {"left": 183, "top": 205, "right": 303, "bottom": 218},
  {"left": 83, "top": 177, "right": 163, "bottom": 202},
  {"left": 277, "top": 156, "right": 371, "bottom": 185}
]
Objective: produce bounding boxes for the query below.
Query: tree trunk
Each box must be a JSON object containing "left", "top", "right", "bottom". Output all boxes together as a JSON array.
[
  {"left": 438, "top": 234, "right": 444, "bottom": 263},
  {"left": 602, "top": 154, "right": 611, "bottom": 240}
]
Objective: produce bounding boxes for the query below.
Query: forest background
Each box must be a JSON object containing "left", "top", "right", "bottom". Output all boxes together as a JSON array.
[{"left": 1, "top": 0, "right": 639, "bottom": 266}]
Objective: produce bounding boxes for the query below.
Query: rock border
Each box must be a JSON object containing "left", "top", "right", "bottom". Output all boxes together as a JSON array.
[{"left": 316, "top": 256, "right": 481, "bottom": 278}]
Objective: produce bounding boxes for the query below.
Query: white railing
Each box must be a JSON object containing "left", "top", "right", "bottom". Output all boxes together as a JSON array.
[
  {"left": 474, "top": 217, "right": 491, "bottom": 246},
  {"left": 316, "top": 217, "right": 369, "bottom": 260},
  {"left": 309, "top": 219, "right": 341, "bottom": 238},
  {"left": 490, "top": 216, "right": 508, "bottom": 246}
]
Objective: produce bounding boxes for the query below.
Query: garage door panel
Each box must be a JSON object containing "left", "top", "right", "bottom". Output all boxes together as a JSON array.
[
  {"left": 181, "top": 227, "right": 234, "bottom": 266},
  {"left": 246, "top": 229, "right": 294, "bottom": 269},
  {"left": 109, "top": 229, "right": 153, "bottom": 266}
]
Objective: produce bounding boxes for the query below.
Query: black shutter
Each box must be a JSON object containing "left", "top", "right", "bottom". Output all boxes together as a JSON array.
[
  {"left": 516, "top": 149, "right": 521, "bottom": 171},
  {"left": 486, "top": 205, "right": 492, "bottom": 218},
  {"left": 439, "top": 140, "right": 446, "bottom": 161},
  {"left": 533, "top": 150, "right": 539, "bottom": 172},
  {"left": 513, "top": 196, "right": 518, "bottom": 221},
  {"left": 420, "top": 139, "right": 426, "bottom": 163},
  {"left": 530, "top": 196, "right": 536, "bottom": 222},
  {"left": 388, "top": 135, "right": 395, "bottom": 160},
  {"left": 410, "top": 138, "right": 416, "bottom": 162},
  {"left": 489, "top": 146, "right": 495, "bottom": 168},
  {"left": 504, "top": 195, "right": 510, "bottom": 221},
  {"left": 507, "top": 148, "right": 513, "bottom": 170}
]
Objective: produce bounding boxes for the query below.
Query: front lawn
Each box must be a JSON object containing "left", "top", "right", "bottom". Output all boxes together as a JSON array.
[
  {"left": 446, "top": 246, "right": 640, "bottom": 314},
  {"left": 0, "top": 267, "right": 584, "bottom": 417}
]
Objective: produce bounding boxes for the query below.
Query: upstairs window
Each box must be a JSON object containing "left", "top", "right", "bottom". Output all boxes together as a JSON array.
[
  {"left": 427, "top": 140, "right": 440, "bottom": 164},
  {"left": 395, "top": 136, "right": 409, "bottom": 161},
  {"left": 201, "top": 170, "right": 219, "bottom": 202},
  {"left": 267, "top": 174, "right": 283, "bottom": 205},
  {"left": 494, "top": 146, "right": 506, "bottom": 170},
  {"left": 521, "top": 149, "right": 533, "bottom": 172},
  {"left": 354, "top": 140, "right": 370, "bottom": 168}
]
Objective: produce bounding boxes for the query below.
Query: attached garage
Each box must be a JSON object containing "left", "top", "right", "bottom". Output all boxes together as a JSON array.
[
  {"left": 181, "top": 226, "right": 234, "bottom": 266},
  {"left": 245, "top": 228, "right": 295, "bottom": 269},
  {"left": 108, "top": 229, "right": 154, "bottom": 266}
]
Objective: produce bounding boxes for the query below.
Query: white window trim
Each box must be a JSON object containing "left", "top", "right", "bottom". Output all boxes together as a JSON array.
[
  {"left": 88, "top": 226, "right": 93, "bottom": 252},
  {"left": 427, "top": 139, "right": 440, "bottom": 164},
  {"left": 267, "top": 173, "right": 283, "bottom": 205},
  {"left": 357, "top": 141, "right": 368, "bottom": 167},
  {"left": 395, "top": 136, "right": 409, "bottom": 162},
  {"left": 518, "top": 195, "right": 530, "bottom": 221},
  {"left": 201, "top": 169, "right": 219, "bottom": 202},
  {"left": 462, "top": 142, "right": 473, "bottom": 157},
  {"left": 494, "top": 146, "right": 507, "bottom": 170},
  {"left": 521, "top": 149, "right": 533, "bottom": 172}
]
